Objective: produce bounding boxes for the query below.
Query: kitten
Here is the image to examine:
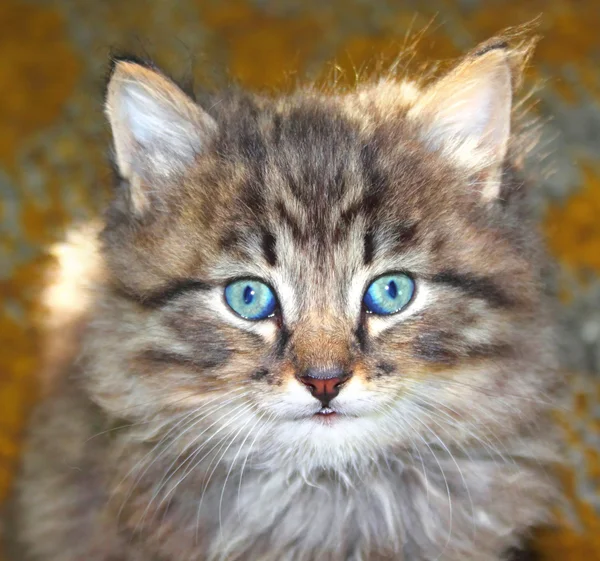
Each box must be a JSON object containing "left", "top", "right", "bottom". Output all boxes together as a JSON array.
[{"left": 10, "top": 34, "right": 562, "bottom": 561}]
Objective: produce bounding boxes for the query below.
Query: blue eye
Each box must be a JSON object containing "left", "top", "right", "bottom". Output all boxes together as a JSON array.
[
  {"left": 225, "top": 279, "right": 277, "bottom": 320},
  {"left": 363, "top": 273, "right": 415, "bottom": 315}
]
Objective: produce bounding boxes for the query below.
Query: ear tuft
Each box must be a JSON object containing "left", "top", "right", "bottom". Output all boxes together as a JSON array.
[
  {"left": 105, "top": 60, "right": 217, "bottom": 212},
  {"left": 472, "top": 39, "right": 508, "bottom": 58},
  {"left": 408, "top": 33, "right": 537, "bottom": 200}
]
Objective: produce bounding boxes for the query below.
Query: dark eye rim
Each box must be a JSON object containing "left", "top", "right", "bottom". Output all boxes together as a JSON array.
[
  {"left": 362, "top": 270, "right": 417, "bottom": 316},
  {"left": 223, "top": 276, "right": 281, "bottom": 321}
]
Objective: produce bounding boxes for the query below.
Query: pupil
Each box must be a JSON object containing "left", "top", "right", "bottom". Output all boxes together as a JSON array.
[
  {"left": 243, "top": 285, "right": 255, "bottom": 305},
  {"left": 386, "top": 280, "right": 398, "bottom": 299}
]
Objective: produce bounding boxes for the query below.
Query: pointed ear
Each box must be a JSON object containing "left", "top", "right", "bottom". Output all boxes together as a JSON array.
[
  {"left": 105, "top": 60, "right": 217, "bottom": 213},
  {"left": 409, "top": 41, "right": 525, "bottom": 200}
]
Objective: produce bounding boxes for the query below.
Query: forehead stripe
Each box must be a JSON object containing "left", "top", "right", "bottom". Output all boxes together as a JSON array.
[
  {"left": 363, "top": 230, "right": 376, "bottom": 265},
  {"left": 261, "top": 230, "right": 278, "bottom": 266}
]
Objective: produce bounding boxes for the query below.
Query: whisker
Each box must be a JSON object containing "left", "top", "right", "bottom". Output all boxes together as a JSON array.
[
  {"left": 143, "top": 403, "right": 254, "bottom": 531},
  {"left": 237, "top": 411, "right": 275, "bottom": 519},
  {"left": 114, "top": 406, "right": 204, "bottom": 520},
  {"left": 404, "top": 410, "right": 454, "bottom": 560},
  {"left": 87, "top": 392, "right": 212, "bottom": 443},
  {"left": 373, "top": 401, "right": 432, "bottom": 505},
  {"left": 404, "top": 400, "right": 476, "bottom": 543},
  {"left": 114, "top": 388, "right": 248, "bottom": 525},
  {"left": 87, "top": 420, "right": 150, "bottom": 442},
  {"left": 197, "top": 406, "right": 259, "bottom": 544},
  {"left": 218, "top": 409, "right": 267, "bottom": 536},
  {"left": 409, "top": 392, "right": 514, "bottom": 467},
  {"left": 136, "top": 391, "right": 252, "bottom": 495}
]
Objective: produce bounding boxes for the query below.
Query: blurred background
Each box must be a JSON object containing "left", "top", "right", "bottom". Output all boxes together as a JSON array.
[{"left": 0, "top": 0, "right": 599, "bottom": 559}]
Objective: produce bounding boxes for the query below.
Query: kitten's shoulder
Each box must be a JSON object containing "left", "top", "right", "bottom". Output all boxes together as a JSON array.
[{"left": 39, "top": 222, "right": 104, "bottom": 396}]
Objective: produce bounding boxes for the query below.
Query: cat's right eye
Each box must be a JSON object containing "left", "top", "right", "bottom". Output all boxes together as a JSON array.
[{"left": 224, "top": 279, "right": 277, "bottom": 320}]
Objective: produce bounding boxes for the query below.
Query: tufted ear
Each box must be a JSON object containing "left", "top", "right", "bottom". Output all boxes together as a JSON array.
[
  {"left": 105, "top": 60, "right": 217, "bottom": 213},
  {"left": 409, "top": 41, "right": 525, "bottom": 200}
]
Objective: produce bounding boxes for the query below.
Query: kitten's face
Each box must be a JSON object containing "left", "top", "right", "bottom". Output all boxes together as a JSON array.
[{"left": 95, "top": 45, "right": 556, "bottom": 471}]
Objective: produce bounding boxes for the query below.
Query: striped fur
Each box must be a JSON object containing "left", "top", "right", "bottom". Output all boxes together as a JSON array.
[{"left": 11, "top": 34, "right": 562, "bottom": 561}]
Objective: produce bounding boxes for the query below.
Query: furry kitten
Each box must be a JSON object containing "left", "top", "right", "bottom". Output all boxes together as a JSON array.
[{"left": 10, "top": 34, "right": 562, "bottom": 561}]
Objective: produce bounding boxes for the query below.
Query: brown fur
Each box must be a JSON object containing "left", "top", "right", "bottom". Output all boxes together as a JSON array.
[{"left": 9, "top": 33, "right": 562, "bottom": 561}]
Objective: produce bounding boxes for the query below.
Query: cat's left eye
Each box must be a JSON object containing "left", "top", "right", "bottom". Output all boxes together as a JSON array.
[
  {"left": 363, "top": 273, "right": 415, "bottom": 316},
  {"left": 224, "top": 279, "right": 277, "bottom": 320}
]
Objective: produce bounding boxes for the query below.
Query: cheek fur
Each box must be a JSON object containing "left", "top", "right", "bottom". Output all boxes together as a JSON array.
[{"left": 86, "top": 43, "right": 556, "bottom": 483}]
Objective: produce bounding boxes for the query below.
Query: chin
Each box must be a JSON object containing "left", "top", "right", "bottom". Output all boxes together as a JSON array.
[{"left": 263, "top": 409, "right": 403, "bottom": 474}]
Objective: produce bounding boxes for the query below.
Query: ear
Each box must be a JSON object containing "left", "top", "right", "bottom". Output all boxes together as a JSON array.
[
  {"left": 105, "top": 60, "right": 217, "bottom": 213},
  {"left": 409, "top": 42, "right": 520, "bottom": 200}
]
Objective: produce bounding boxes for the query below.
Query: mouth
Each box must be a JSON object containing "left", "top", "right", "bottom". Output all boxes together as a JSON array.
[{"left": 316, "top": 407, "right": 335, "bottom": 416}]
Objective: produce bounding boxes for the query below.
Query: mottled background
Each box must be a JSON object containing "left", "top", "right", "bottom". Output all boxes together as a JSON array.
[{"left": 1, "top": 0, "right": 599, "bottom": 559}]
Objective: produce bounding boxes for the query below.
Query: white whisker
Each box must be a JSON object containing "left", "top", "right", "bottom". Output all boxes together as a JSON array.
[
  {"left": 117, "top": 388, "right": 249, "bottom": 527},
  {"left": 218, "top": 408, "right": 267, "bottom": 535},
  {"left": 237, "top": 411, "right": 275, "bottom": 520},
  {"left": 143, "top": 402, "right": 254, "bottom": 532},
  {"left": 196, "top": 406, "right": 259, "bottom": 544},
  {"left": 404, "top": 409, "right": 454, "bottom": 560}
]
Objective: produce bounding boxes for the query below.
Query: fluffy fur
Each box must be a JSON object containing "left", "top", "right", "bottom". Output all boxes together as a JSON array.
[{"left": 9, "top": 34, "right": 562, "bottom": 561}]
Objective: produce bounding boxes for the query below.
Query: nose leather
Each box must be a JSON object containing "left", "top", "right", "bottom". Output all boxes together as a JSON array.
[{"left": 298, "top": 367, "right": 351, "bottom": 407}]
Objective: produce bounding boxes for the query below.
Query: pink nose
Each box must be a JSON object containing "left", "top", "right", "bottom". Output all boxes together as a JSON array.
[{"left": 298, "top": 368, "right": 351, "bottom": 407}]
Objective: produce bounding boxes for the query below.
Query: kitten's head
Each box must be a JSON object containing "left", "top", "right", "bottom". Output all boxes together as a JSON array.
[{"left": 88, "top": 36, "right": 557, "bottom": 472}]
